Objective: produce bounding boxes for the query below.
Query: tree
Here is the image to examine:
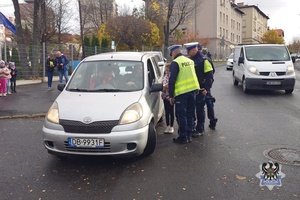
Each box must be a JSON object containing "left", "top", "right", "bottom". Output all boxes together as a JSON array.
[
  {"left": 105, "top": 16, "right": 159, "bottom": 50},
  {"left": 145, "top": 0, "right": 203, "bottom": 57},
  {"left": 261, "top": 30, "right": 284, "bottom": 44},
  {"left": 12, "top": 0, "right": 29, "bottom": 78},
  {"left": 287, "top": 38, "right": 300, "bottom": 54},
  {"left": 53, "top": 0, "right": 72, "bottom": 47}
]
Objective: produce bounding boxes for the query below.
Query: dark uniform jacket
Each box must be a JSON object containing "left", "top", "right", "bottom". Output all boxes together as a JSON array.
[{"left": 190, "top": 51, "right": 214, "bottom": 92}]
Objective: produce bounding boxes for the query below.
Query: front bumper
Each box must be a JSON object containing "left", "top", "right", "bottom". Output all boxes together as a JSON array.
[
  {"left": 42, "top": 123, "right": 149, "bottom": 156},
  {"left": 245, "top": 77, "right": 295, "bottom": 90}
]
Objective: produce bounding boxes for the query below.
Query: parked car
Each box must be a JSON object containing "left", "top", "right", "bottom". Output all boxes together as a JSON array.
[
  {"left": 232, "top": 44, "right": 296, "bottom": 94},
  {"left": 226, "top": 53, "right": 234, "bottom": 70},
  {"left": 42, "top": 52, "right": 164, "bottom": 158}
]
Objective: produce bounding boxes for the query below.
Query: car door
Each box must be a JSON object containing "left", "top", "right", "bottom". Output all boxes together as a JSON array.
[
  {"left": 146, "top": 57, "right": 163, "bottom": 124},
  {"left": 234, "top": 47, "right": 244, "bottom": 82}
]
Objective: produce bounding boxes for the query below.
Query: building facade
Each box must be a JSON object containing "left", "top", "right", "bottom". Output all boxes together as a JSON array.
[
  {"left": 237, "top": 2, "right": 269, "bottom": 44},
  {"left": 143, "top": 0, "right": 272, "bottom": 59}
]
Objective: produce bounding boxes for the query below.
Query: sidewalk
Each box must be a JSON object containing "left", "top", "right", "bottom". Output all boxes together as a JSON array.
[
  {"left": 16, "top": 76, "right": 60, "bottom": 86},
  {"left": 0, "top": 77, "right": 61, "bottom": 119}
]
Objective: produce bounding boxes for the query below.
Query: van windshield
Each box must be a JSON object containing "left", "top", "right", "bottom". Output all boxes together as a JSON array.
[
  {"left": 66, "top": 61, "right": 144, "bottom": 92},
  {"left": 245, "top": 46, "right": 290, "bottom": 61}
]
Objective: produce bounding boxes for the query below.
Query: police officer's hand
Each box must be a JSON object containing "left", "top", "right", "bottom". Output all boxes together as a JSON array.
[
  {"left": 202, "top": 89, "right": 208, "bottom": 96},
  {"left": 168, "top": 98, "right": 174, "bottom": 105}
]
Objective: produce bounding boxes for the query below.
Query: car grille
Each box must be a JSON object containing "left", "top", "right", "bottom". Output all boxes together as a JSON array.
[
  {"left": 64, "top": 141, "right": 111, "bottom": 152},
  {"left": 59, "top": 119, "right": 119, "bottom": 133},
  {"left": 259, "top": 72, "right": 286, "bottom": 76}
]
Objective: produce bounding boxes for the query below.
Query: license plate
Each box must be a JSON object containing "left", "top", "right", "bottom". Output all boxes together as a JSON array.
[
  {"left": 68, "top": 138, "right": 104, "bottom": 148},
  {"left": 266, "top": 81, "right": 281, "bottom": 85}
]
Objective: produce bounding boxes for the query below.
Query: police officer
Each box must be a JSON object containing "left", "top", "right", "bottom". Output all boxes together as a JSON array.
[
  {"left": 168, "top": 44, "right": 200, "bottom": 144},
  {"left": 184, "top": 42, "right": 218, "bottom": 137}
]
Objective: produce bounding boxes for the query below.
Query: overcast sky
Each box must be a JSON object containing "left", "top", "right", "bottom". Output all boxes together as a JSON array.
[{"left": 1, "top": 0, "right": 299, "bottom": 44}]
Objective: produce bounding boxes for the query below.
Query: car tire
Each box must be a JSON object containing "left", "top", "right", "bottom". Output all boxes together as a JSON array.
[
  {"left": 285, "top": 89, "right": 293, "bottom": 94},
  {"left": 141, "top": 122, "right": 157, "bottom": 157},
  {"left": 242, "top": 78, "right": 249, "bottom": 93},
  {"left": 233, "top": 73, "right": 239, "bottom": 86}
]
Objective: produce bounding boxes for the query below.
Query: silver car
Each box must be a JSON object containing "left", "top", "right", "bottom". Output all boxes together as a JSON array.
[{"left": 43, "top": 52, "right": 164, "bottom": 158}]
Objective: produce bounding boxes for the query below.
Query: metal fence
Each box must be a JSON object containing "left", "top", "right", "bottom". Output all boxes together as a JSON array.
[
  {"left": 0, "top": 42, "right": 169, "bottom": 80},
  {"left": 0, "top": 42, "right": 112, "bottom": 80}
]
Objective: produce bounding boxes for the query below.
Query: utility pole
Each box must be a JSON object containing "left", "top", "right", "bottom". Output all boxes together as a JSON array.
[{"left": 78, "top": 0, "right": 85, "bottom": 59}]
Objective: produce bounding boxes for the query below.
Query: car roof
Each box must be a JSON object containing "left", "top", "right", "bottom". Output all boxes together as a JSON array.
[
  {"left": 83, "top": 52, "right": 152, "bottom": 62},
  {"left": 237, "top": 44, "right": 286, "bottom": 47}
]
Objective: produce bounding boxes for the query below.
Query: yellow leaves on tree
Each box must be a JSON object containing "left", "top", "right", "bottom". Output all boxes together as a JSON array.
[{"left": 261, "top": 30, "right": 284, "bottom": 44}]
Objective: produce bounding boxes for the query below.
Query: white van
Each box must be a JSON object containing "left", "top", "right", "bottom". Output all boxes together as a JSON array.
[{"left": 232, "top": 44, "right": 296, "bottom": 94}]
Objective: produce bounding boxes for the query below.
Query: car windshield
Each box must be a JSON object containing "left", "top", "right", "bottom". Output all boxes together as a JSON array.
[
  {"left": 228, "top": 53, "right": 234, "bottom": 59},
  {"left": 66, "top": 61, "right": 144, "bottom": 92},
  {"left": 245, "top": 46, "right": 290, "bottom": 61}
]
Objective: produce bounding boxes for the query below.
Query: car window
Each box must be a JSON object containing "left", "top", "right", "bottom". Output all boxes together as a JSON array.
[
  {"left": 245, "top": 46, "right": 290, "bottom": 61},
  {"left": 228, "top": 53, "right": 234, "bottom": 59},
  {"left": 67, "top": 61, "right": 144, "bottom": 91},
  {"left": 150, "top": 57, "right": 162, "bottom": 78}
]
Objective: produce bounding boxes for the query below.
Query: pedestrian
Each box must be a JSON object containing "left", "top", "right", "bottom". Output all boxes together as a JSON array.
[
  {"left": 55, "top": 51, "right": 69, "bottom": 83},
  {"left": 46, "top": 54, "right": 56, "bottom": 90},
  {"left": 0, "top": 60, "right": 10, "bottom": 97},
  {"left": 184, "top": 42, "right": 218, "bottom": 138},
  {"left": 167, "top": 44, "right": 200, "bottom": 144},
  {"left": 161, "top": 63, "right": 174, "bottom": 134},
  {"left": 6, "top": 62, "right": 12, "bottom": 94},
  {"left": 9, "top": 61, "right": 17, "bottom": 93},
  {"left": 207, "top": 51, "right": 212, "bottom": 60}
]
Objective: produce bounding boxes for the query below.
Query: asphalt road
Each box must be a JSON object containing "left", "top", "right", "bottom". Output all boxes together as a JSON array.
[{"left": 0, "top": 64, "right": 300, "bottom": 200}]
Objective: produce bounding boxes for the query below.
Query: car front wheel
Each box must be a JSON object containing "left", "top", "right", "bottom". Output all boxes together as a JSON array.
[
  {"left": 141, "top": 122, "right": 157, "bottom": 157},
  {"left": 242, "top": 78, "right": 249, "bottom": 93},
  {"left": 233, "top": 73, "right": 238, "bottom": 86},
  {"left": 285, "top": 89, "right": 293, "bottom": 94}
]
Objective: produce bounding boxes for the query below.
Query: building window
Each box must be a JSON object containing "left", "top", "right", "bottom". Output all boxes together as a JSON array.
[{"left": 220, "top": 12, "right": 222, "bottom": 22}]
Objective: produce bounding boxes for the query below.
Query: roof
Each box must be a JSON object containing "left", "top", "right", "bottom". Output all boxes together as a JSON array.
[
  {"left": 238, "top": 4, "right": 269, "bottom": 19},
  {"left": 83, "top": 52, "right": 153, "bottom": 62}
]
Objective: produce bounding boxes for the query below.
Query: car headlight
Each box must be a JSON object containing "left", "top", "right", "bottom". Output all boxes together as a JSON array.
[
  {"left": 286, "top": 65, "right": 294, "bottom": 74},
  {"left": 119, "top": 103, "right": 143, "bottom": 125},
  {"left": 248, "top": 65, "right": 259, "bottom": 75},
  {"left": 46, "top": 102, "right": 59, "bottom": 124}
]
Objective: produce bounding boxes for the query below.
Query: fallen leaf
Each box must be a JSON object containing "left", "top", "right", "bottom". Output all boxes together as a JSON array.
[{"left": 236, "top": 175, "right": 246, "bottom": 180}]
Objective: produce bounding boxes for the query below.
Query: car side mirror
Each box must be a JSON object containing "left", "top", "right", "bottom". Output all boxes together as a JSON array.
[
  {"left": 57, "top": 83, "right": 66, "bottom": 91},
  {"left": 163, "top": 58, "right": 167, "bottom": 62},
  {"left": 291, "top": 56, "right": 296, "bottom": 63},
  {"left": 150, "top": 83, "right": 163, "bottom": 93},
  {"left": 238, "top": 57, "right": 244, "bottom": 65},
  {"left": 157, "top": 61, "right": 164, "bottom": 67}
]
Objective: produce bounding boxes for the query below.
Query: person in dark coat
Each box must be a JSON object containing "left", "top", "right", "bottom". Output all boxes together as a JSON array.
[{"left": 46, "top": 54, "right": 56, "bottom": 90}]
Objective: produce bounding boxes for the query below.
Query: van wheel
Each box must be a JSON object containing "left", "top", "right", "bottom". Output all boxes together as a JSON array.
[
  {"left": 141, "top": 122, "right": 156, "bottom": 157},
  {"left": 233, "top": 73, "right": 238, "bottom": 86},
  {"left": 285, "top": 89, "right": 293, "bottom": 94},
  {"left": 242, "top": 78, "right": 249, "bottom": 93}
]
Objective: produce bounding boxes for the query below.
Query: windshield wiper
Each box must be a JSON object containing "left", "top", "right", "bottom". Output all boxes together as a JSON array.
[
  {"left": 68, "top": 88, "right": 89, "bottom": 92},
  {"left": 91, "top": 89, "right": 125, "bottom": 92}
]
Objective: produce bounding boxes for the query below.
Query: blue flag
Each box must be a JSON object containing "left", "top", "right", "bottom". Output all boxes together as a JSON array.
[{"left": 0, "top": 12, "right": 16, "bottom": 34}]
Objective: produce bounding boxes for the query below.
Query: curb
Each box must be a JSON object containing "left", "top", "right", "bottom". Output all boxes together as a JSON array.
[{"left": 0, "top": 113, "right": 46, "bottom": 119}]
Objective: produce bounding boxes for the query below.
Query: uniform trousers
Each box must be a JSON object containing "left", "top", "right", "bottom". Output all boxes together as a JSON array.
[
  {"left": 194, "top": 93, "right": 217, "bottom": 132},
  {"left": 174, "top": 90, "right": 196, "bottom": 139}
]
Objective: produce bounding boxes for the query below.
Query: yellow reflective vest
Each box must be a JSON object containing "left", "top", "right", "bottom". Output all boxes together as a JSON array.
[{"left": 173, "top": 55, "right": 200, "bottom": 97}]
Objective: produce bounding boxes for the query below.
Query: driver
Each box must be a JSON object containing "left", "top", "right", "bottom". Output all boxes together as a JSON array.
[{"left": 90, "top": 66, "right": 115, "bottom": 89}]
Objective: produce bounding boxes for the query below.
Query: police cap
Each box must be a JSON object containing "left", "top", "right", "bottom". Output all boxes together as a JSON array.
[
  {"left": 184, "top": 42, "right": 199, "bottom": 51},
  {"left": 168, "top": 44, "right": 182, "bottom": 56}
]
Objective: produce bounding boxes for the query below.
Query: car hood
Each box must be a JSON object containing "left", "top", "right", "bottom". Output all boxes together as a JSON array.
[{"left": 56, "top": 91, "right": 142, "bottom": 122}]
